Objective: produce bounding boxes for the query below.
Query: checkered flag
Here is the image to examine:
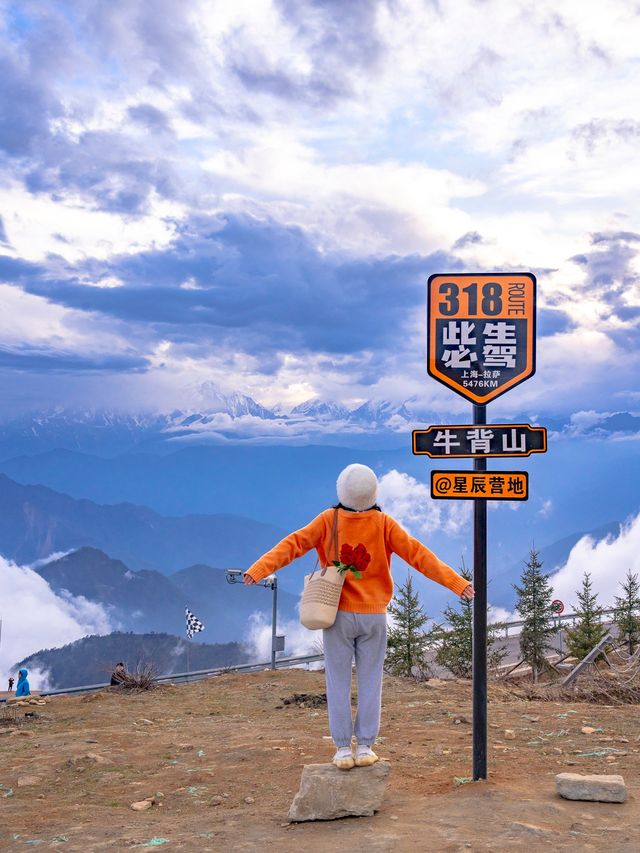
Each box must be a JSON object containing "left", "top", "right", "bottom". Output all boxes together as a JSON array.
[{"left": 185, "top": 607, "right": 205, "bottom": 639}]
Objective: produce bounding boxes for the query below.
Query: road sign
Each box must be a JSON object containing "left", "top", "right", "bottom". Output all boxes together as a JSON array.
[
  {"left": 413, "top": 423, "right": 547, "bottom": 458},
  {"left": 427, "top": 273, "right": 536, "bottom": 404},
  {"left": 551, "top": 599, "right": 565, "bottom": 614},
  {"left": 430, "top": 470, "right": 528, "bottom": 500}
]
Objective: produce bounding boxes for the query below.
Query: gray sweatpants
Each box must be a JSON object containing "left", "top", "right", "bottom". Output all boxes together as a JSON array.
[{"left": 322, "top": 611, "right": 388, "bottom": 748}]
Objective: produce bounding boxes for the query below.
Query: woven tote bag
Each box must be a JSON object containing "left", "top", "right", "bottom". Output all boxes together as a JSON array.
[{"left": 300, "top": 509, "right": 344, "bottom": 630}]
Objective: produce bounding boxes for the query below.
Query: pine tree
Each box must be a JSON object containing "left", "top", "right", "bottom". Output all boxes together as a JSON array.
[
  {"left": 385, "top": 572, "right": 429, "bottom": 677},
  {"left": 513, "top": 548, "right": 556, "bottom": 682},
  {"left": 434, "top": 567, "right": 507, "bottom": 678},
  {"left": 565, "top": 572, "right": 607, "bottom": 661},
  {"left": 614, "top": 570, "right": 640, "bottom": 655}
]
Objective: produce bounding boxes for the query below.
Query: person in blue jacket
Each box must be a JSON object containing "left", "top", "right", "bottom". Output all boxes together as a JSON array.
[{"left": 15, "top": 669, "right": 30, "bottom": 697}]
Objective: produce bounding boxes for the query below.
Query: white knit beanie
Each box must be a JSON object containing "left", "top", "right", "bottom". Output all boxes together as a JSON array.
[{"left": 336, "top": 464, "right": 378, "bottom": 512}]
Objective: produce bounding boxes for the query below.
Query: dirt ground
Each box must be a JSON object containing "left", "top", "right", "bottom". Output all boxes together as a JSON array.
[{"left": 0, "top": 669, "right": 638, "bottom": 852}]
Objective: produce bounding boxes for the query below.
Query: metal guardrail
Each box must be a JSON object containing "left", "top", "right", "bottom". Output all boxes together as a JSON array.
[
  {"left": 40, "top": 653, "right": 325, "bottom": 697},
  {"left": 33, "top": 609, "right": 623, "bottom": 696},
  {"left": 494, "top": 608, "right": 618, "bottom": 638}
]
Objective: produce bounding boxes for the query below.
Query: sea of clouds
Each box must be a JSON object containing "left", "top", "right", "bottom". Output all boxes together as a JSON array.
[{"left": 0, "top": 555, "right": 112, "bottom": 690}]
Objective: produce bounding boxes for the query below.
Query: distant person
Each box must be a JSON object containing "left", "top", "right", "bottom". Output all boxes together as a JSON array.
[
  {"left": 7, "top": 676, "right": 14, "bottom": 692},
  {"left": 110, "top": 662, "right": 126, "bottom": 686},
  {"left": 244, "top": 463, "right": 474, "bottom": 770},
  {"left": 15, "top": 669, "right": 30, "bottom": 697}
]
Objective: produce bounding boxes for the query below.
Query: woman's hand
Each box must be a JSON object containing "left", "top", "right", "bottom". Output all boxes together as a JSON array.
[
  {"left": 461, "top": 583, "right": 475, "bottom": 600},
  {"left": 243, "top": 573, "right": 257, "bottom": 585}
]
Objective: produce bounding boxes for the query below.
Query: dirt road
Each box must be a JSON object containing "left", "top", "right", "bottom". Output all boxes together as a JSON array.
[{"left": 1, "top": 669, "right": 637, "bottom": 851}]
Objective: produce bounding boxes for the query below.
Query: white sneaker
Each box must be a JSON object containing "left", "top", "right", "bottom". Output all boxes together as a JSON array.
[
  {"left": 354, "top": 744, "right": 379, "bottom": 767},
  {"left": 332, "top": 746, "right": 355, "bottom": 770}
]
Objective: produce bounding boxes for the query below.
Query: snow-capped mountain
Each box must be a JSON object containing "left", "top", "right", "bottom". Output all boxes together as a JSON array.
[
  {"left": 0, "top": 392, "right": 637, "bottom": 459},
  {"left": 290, "top": 396, "right": 431, "bottom": 427},
  {"left": 290, "top": 400, "right": 352, "bottom": 420},
  {"left": 0, "top": 408, "right": 173, "bottom": 456},
  {"left": 348, "top": 399, "right": 418, "bottom": 427},
  {"left": 189, "top": 384, "right": 277, "bottom": 420}
]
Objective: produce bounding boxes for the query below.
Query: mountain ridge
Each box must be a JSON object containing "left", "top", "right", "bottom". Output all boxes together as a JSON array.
[
  {"left": 0, "top": 473, "right": 290, "bottom": 576},
  {"left": 32, "top": 546, "right": 300, "bottom": 643},
  {"left": 15, "top": 631, "right": 251, "bottom": 689}
]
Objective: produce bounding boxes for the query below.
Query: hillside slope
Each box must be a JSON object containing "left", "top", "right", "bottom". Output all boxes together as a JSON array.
[
  {"left": 15, "top": 631, "right": 249, "bottom": 688},
  {"left": 0, "top": 474, "right": 288, "bottom": 573},
  {"left": 0, "top": 670, "right": 638, "bottom": 850}
]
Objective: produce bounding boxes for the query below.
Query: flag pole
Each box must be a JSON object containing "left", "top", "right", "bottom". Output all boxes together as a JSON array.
[
  {"left": 185, "top": 606, "right": 205, "bottom": 682},
  {"left": 185, "top": 605, "right": 191, "bottom": 683}
]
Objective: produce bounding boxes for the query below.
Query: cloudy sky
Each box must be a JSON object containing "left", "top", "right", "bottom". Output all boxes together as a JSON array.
[{"left": 1, "top": 0, "right": 639, "bottom": 417}]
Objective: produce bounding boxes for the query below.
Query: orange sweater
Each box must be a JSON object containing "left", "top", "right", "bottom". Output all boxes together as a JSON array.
[{"left": 246, "top": 508, "right": 469, "bottom": 613}]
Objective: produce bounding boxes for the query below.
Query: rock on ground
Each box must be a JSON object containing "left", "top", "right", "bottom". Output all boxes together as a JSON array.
[
  {"left": 130, "top": 800, "right": 153, "bottom": 811},
  {"left": 555, "top": 773, "right": 627, "bottom": 803},
  {"left": 17, "top": 775, "right": 42, "bottom": 787},
  {"left": 288, "top": 761, "right": 391, "bottom": 822}
]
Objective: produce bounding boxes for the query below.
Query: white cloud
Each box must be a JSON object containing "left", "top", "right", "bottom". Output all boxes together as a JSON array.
[
  {"left": 0, "top": 284, "right": 148, "bottom": 369},
  {"left": 1, "top": 183, "right": 181, "bottom": 263},
  {"left": 378, "top": 469, "right": 472, "bottom": 538},
  {"left": 0, "top": 556, "right": 112, "bottom": 689},
  {"left": 549, "top": 511, "right": 640, "bottom": 610},
  {"left": 204, "top": 146, "right": 484, "bottom": 255},
  {"left": 538, "top": 499, "right": 553, "bottom": 519},
  {"left": 243, "top": 611, "right": 322, "bottom": 665},
  {"left": 569, "top": 410, "right": 611, "bottom": 431},
  {"left": 492, "top": 326, "right": 639, "bottom": 416},
  {"left": 29, "top": 550, "right": 74, "bottom": 569},
  {"left": 2, "top": 0, "right": 640, "bottom": 418},
  {"left": 488, "top": 604, "right": 513, "bottom": 625}
]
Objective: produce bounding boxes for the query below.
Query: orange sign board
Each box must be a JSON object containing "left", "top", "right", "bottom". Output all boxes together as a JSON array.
[
  {"left": 427, "top": 273, "right": 536, "bottom": 404},
  {"left": 430, "top": 470, "right": 529, "bottom": 500}
]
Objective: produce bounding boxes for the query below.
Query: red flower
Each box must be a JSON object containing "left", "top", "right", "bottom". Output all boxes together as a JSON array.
[
  {"left": 335, "top": 542, "right": 371, "bottom": 578},
  {"left": 340, "top": 544, "right": 355, "bottom": 566},
  {"left": 351, "top": 543, "right": 371, "bottom": 573}
]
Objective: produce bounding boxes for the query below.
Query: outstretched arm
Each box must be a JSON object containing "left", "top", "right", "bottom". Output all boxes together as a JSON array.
[
  {"left": 243, "top": 512, "right": 326, "bottom": 584},
  {"left": 388, "top": 517, "right": 473, "bottom": 597}
]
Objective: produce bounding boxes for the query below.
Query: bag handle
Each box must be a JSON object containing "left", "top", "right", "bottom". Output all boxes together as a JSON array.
[{"left": 310, "top": 508, "right": 339, "bottom": 579}]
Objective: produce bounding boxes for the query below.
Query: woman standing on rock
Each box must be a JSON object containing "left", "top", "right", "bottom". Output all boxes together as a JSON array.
[{"left": 244, "top": 463, "right": 474, "bottom": 770}]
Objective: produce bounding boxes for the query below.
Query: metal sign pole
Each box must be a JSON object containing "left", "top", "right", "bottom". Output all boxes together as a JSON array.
[
  {"left": 426, "top": 272, "right": 539, "bottom": 782},
  {"left": 271, "top": 577, "right": 278, "bottom": 670},
  {"left": 472, "top": 402, "right": 488, "bottom": 780}
]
